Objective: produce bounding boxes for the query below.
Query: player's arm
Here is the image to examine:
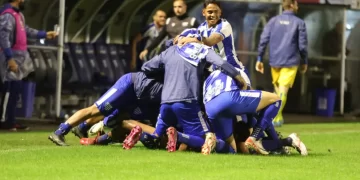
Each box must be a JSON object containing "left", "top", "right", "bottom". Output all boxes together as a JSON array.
[
  {"left": 257, "top": 18, "right": 274, "bottom": 63},
  {"left": 205, "top": 50, "right": 247, "bottom": 89},
  {"left": 25, "top": 25, "right": 47, "bottom": 39},
  {"left": 0, "top": 14, "right": 15, "bottom": 62},
  {"left": 145, "top": 26, "right": 168, "bottom": 52},
  {"left": 202, "top": 21, "right": 233, "bottom": 46},
  {"left": 141, "top": 52, "right": 165, "bottom": 76},
  {"left": 298, "top": 21, "right": 308, "bottom": 66}
]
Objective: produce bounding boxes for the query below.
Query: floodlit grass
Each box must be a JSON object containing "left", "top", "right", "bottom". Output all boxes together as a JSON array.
[{"left": 0, "top": 123, "right": 359, "bottom": 180}]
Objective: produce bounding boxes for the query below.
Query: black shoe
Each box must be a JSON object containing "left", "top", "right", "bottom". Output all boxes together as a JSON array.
[
  {"left": 48, "top": 133, "right": 69, "bottom": 146},
  {"left": 71, "top": 126, "right": 88, "bottom": 139},
  {"left": 0, "top": 123, "right": 17, "bottom": 131}
]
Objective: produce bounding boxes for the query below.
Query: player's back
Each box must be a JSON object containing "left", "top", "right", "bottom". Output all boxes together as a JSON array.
[
  {"left": 198, "top": 19, "right": 243, "bottom": 68},
  {"left": 267, "top": 11, "right": 305, "bottom": 67},
  {"left": 203, "top": 68, "right": 251, "bottom": 104},
  {"left": 132, "top": 71, "right": 163, "bottom": 104},
  {"left": 160, "top": 45, "right": 201, "bottom": 104}
]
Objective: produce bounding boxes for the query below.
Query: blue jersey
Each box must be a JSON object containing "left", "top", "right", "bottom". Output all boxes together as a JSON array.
[
  {"left": 203, "top": 69, "right": 251, "bottom": 104},
  {"left": 198, "top": 19, "right": 244, "bottom": 69}
]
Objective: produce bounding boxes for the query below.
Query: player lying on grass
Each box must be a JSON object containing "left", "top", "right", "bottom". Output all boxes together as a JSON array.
[
  {"left": 202, "top": 68, "right": 308, "bottom": 155},
  {"left": 48, "top": 72, "right": 163, "bottom": 146}
]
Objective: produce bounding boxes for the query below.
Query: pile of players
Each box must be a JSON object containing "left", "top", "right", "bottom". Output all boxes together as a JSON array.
[{"left": 48, "top": 0, "right": 308, "bottom": 156}]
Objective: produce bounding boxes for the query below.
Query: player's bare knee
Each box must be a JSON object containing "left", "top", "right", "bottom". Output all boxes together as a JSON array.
[{"left": 88, "top": 104, "right": 101, "bottom": 116}]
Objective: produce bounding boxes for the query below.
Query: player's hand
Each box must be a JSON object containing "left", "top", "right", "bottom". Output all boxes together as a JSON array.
[
  {"left": 46, "top": 31, "right": 58, "bottom": 39},
  {"left": 7, "top": 59, "right": 18, "bottom": 73},
  {"left": 173, "top": 35, "right": 180, "bottom": 44},
  {"left": 139, "top": 50, "right": 148, "bottom": 60},
  {"left": 235, "top": 75, "right": 248, "bottom": 90},
  {"left": 255, "top": 61, "right": 264, "bottom": 74},
  {"left": 178, "top": 37, "right": 199, "bottom": 46},
  {"left": 300, "top": 64, "right": 308, "bottom": 74}
]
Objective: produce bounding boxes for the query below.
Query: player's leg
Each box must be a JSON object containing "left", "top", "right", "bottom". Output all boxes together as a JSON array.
[
  {"left": 0, "top": 81, "right": 23, "bottom": 131},
  {"left": 273, "top": 66, "right": 298, "bottom": 126},
  {"left": 72, "top": 115, "right": 105, "bottom": 138},
  {"left": 49, "top": 73, "right": 135, "bottom": 146},
  {"left": 168, "top": 101, "right": 209, "bottom": 152}
]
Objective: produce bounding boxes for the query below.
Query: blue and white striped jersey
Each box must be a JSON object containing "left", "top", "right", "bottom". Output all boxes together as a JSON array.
[
  {"left": 197, "top": 19, "right": 244, "bottom": 69},
  {"left": 203, "top": 68, "right": 251, "bottom": 104}
]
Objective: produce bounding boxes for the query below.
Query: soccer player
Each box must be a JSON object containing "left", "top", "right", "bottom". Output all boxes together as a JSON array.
[
  {"left": 0, "top": 0, "right": 57, "bottom": 131},
  {"left": 48, "top": 72, "right": 163, "bottom": 146},
  {"left": 256, "top": 0, "right": 308, "bottom": 126},
  {"left": 136, "top": 35, "right": 247, "bottom": 154},
  {"left": 139, "top": 0, "right": 199, "bottom": 60},
  {"left": 177, "top": 0, "right": 244, "bottom": 70},
  {"left": 131, "top": 9, "right": 166, "bottom": 70}
]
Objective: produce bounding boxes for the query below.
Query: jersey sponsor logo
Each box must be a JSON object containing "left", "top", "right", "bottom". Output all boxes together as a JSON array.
[
  {"left": 279, "top": 20, "right": 290, "bottom": 25},
  {"left": 182, "top": 22, "right": 189, "bottom": 26},
  {"left": 104, "top": 102, "right": 113, "bottom": 111}
]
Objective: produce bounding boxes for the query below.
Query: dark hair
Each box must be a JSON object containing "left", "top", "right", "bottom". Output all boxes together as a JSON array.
[
  {"left": 282, "top": 0, "right": 296, "bottom": 9},
  {"left": 203, "top": 0, "right": 221, "bottom": 9}
]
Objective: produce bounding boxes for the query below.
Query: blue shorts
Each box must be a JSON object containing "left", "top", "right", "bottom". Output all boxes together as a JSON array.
[
  {"left": 95, "top": 74, "right": 137, "bottom": 126},
  {"left": 157, "top": 101, "right": 209, "bottom": 137},
  {"left": 205, "top": 90, "right": 262, "bottom": 140}
]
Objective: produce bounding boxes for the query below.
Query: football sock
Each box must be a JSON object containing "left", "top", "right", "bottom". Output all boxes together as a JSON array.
[
  {"left": 78, "top": 122, "right": 90, "bottom": 134},
  {"left": 280, "top": 137, "right": 293, "bottom": 147},
  {"left": 153, "top": 119, "right": 168, "bottom": 137},
  {"left": 177, "top": 132, "right": 204, "bottom": 149},
  {"left": 54, "top": 123, "right": 72, "bottom": 136},
  {"left": 140, "top": 133, "right": 159, "bottom": 149},
  {"left": 251, "top": 100, "right": 281, "bottom": 139},
  {"left": 96, "top": 133, "right": 112, "bottom": 145},
  {"left": 215, "top": 139, "right": 236, "bottom": 154},
  {"left": 262, "top": 140, "right": 282, "bottom": 151},
  {"left": 274, "top": 92, "right": 287, "bottom": 122}
]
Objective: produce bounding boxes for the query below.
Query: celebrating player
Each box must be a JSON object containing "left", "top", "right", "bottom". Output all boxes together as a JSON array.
[{"left": 48, "top": 72, "right": 163, "bottom": 146}]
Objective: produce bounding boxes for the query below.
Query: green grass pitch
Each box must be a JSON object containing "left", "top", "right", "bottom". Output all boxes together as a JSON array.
[{"left": 0, "top": 123, "right": 359, "bottom": 180}]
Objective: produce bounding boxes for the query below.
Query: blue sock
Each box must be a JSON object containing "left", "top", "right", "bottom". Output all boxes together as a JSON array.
[
  {"left": 177, "top": 132, "right": 204, "bottom": 149},
  {"left": 140, "top": 133, "right": 159, "bottom": 149},
  {"left": 252, "top": 100, "right": 281, "bottom": 139},
  {"left": 215, "top": 139, "right": 236, "bottom": 154},
  {"left": 153, "top": 119, "right": 168, "bottom": 137},
  {"left": 262, "top": 140, "right": 282, "bottom": 151},
  {"left": 96, "top": 133, "right": 112, "bottom": 145},
  {"left": 78, "top": 122, "right": 90, "bottom": 134},
  {"left": 54, "top": 123, "right": 72, "bottom": 136}
]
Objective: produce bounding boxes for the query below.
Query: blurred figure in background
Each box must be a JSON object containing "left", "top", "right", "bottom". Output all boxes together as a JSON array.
[
  {"left": 0, "top": 0, "right": 57, "bottom": 131},
  {"left": 131, "top": 9, "right": 166, "bottom": 71},
  {"left": 256, "top": 0, "right": 308, "bottom": 127},
  {"left": 139, "top": 0, "right": 199, "bottom": 60}
]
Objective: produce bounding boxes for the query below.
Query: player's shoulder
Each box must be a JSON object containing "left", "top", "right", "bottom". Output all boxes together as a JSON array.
[{"left": 219, "top": 19, "right": 232, "bottom": 28}]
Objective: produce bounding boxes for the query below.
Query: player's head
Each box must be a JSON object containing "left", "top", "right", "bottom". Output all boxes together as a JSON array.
[
  {"left": 153, "top": 10, "right": 167, "bottom": 27},
  {"left": 8, "top": 0, "right": 26, "bottom": 11},
  {"left": 282, "top": 0, "right": 298, "bottom": 13},
  {"left": 173, "top": 0, "right": 187, "bottom": 16},
  {"left": 202, "top": 0, "right": 222, "bottom": 27}
]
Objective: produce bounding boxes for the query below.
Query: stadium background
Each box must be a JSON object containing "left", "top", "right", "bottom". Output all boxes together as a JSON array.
[{"left": 1, "top": 0, "right": 360, "bottom": 122}]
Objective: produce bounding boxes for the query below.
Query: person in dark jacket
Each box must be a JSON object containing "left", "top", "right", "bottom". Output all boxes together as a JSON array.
[
  {"left": 256, "top": 0, "right": 308, "bottom": 127},
  {"left": 0, "top": 0, "right": 57, "bottom": 131}
]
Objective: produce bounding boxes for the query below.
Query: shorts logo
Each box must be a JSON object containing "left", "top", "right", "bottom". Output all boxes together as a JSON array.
[
  {"left": 104, "top": 102, "right": 113, "bottom": 111},
  {"left": 133, "top": 107, "right": 142, "bottom": 115}
]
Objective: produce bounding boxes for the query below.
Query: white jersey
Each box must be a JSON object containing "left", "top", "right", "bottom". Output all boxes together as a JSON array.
[
  {"left": 203, "top": 68, "right": 251, "bottom": 104},
  {"left": 198, "top": 19, "right": 244, "bottom": 69}
]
